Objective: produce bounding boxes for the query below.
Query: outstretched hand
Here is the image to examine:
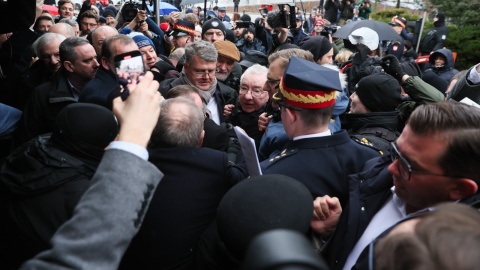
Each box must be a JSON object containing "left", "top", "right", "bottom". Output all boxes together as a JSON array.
[
  {"left": 381, "top": 55, "right": 406, "bottom": 81},
  {"left": 112, "top": 71, "right": 163, "bottom": 147},
  {"left": 311, "top": 195, "right": 342, "bottom": 238}
]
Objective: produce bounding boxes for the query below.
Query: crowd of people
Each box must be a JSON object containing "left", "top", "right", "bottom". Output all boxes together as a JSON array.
[{"left": 1, "top": 0, "right": 480, "bottom": 269}]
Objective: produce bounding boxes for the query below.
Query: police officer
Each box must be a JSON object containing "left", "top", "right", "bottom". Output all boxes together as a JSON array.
[{"left": 262, "top": 57, "right": 379, "bottom": 205}]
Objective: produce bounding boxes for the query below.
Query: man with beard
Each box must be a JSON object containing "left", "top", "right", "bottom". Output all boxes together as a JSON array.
[
  {"left": 78, "top": 10, "right": 99, "bottom": 38},
  {"left": 213, "top": 40, "right": 241, "bottom": 91},
  {"left": 235, "top": 25, "right": 266, "bottom": 54},
  {"left": 20, "top": 37, "right": 99, "bottom": 142},
  {"left": 159, "top": 41, "right": 237, "bottom": 125}
]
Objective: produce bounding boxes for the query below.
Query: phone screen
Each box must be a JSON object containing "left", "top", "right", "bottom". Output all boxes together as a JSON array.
[{"left": 114, "top": 51, "right": 145, "bottom": 100}]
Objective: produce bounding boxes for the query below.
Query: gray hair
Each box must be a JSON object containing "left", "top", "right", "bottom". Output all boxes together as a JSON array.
[
  {"left": 150, "top": 97, "right": 205, "bottom": 148},
  {"left": 58, "top": 18, "right": 79, "bottom": 28},
  {"left": 240, "top": 64, "right": 268, "bottom": 85},
  {"left": 32, "top": 33, "right": 66, "bottom": 56},
  {"left": 59, "top": 37, "right": 91, "bottom": 63},
  {"left": 184, "top": 40, "right": 218, "bottom": 65},
  {"left": 49, "top": 22, "right": 76, "bottom": 37},
  {"left": 169, "top": 47, "right": 185, "bottom": 63}
]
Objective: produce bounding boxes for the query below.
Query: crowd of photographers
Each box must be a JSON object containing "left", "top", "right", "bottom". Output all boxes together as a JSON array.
[{"left": 2, "top": 0, "right": 480, "bottom": 270}]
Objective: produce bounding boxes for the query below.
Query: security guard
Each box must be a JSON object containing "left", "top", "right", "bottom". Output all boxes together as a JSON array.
[{"left": 261, "top": 57, "right": 379, "bottom": 206}]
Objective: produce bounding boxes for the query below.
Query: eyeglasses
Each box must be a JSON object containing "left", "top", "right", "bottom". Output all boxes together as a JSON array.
[
  {"left": 390, "top": 142, "right": 449, "bottom": 181},
  {"left": 191, "top": 69, "right": 216, "bottom": 77},
  {"left": 81, "top": 22, "right": 98, "bottom": 28},
  {"left": 266, "top": 79, "right": 280, "bottom": 87},
  {"left": 239, "top": 87, "right": 267, "bottom": 98}
]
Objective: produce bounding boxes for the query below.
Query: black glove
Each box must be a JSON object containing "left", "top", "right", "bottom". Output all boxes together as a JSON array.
[{"left": 381, "top": 55, "right": 406, "bottom": 81}]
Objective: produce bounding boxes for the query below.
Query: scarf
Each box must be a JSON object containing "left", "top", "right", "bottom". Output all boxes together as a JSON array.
[{"left": 178, "top": 71, "right": 218, "bottom": 104}]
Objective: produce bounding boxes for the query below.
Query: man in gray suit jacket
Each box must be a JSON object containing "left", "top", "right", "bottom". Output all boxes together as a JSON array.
[{"left": 21, "top": 71, "right": 164, "bottom": 270}]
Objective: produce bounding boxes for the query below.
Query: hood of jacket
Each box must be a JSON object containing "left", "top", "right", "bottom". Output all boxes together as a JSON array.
[
  {"left": 429, "top": 48, "right": 455, "bottom": 71},
  {"left": 0, "top": 135, "right": 96, "bottom": 197}
]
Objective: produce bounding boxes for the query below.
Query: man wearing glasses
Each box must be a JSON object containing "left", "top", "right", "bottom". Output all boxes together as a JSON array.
[
  {"left": 312, "top": 102, "right": 480, "bottom": 270},
  {"left": 78, "top": 10, "right": 99, "bottom": 38},
  {"left": 160, "top": 41, "right": 237, "bottom": 125},
  {"left": 262, "top": 56, "right": 379, "bottom": 206},
  {"left": 227, "top": 64, "right": 269, "bottom": 148}
]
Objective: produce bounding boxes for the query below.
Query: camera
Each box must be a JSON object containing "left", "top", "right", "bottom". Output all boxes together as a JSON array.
[
  {"left": 121, "top": 0, "right": 152, "bottom": 22},
  {"left": 321, "top": 25, "right": 338, "bottom": 36},
  {"left": 259, "top": 7, "right": 268, "bottom": 17},
  {"left": 266, "top": 4, "right": 296, "bottom": 29}
]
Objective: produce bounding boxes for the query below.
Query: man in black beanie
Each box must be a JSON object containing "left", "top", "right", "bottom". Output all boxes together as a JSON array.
[
  {"left": 202, "top": 18, "right": 226, "bottom": 43},
  {"left": 235, "top": 26, "right": 266, "bottom": 54},
  {"left": 420, "top": 13, "right": 448, "bottom": 55}
]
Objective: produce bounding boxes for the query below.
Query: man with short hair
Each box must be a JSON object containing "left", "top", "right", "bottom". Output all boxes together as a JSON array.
[
  {"left": 58, "top": 18, "right": 80, "bottom": 37},
  {"left": 80, "top": 34, "right": 139, "bottom": 109},
  {"left": 78, "top": 10, "right": 99, "bottom": 37},
  {"left": 262, "top": 56, "right": 379, "bottom": 204},
  {"left": 33, "top": 15, "right": 54, "bottom": 33},
  {"left": 119, "top": 97, "right": 247, "bottom": 269},
  {"left": 315, "top": 102, "right": 480, "bottom": 270},
  {"left": 20, "top": 37, "right": 99, "bottom": 141},
  {"left": 159, "top": 40, "right": 237, "bottom": 125},
  {"left": 15, "top": 33, "right": 66, "bottom": 110},
  {"left": 228, "top": 64, "right": 269, "bottom": 147},
  {"left": 202, "top": 18, "right": 226, "bottom": 43},
  {"left": 55, "top": 0, "right": 75, "bottom": 23},
  {"left": 213, "top": 40, "right": 241, "bottom": 91},
  {"left": 217, "top": 7, "right": 231, "bottom": 22},
  {"left": 91, "top": 25, "right": 118, "bottom": 56}
]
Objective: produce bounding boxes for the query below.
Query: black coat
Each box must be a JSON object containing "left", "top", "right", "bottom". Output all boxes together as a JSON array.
[
  {"left": 79, "top": 67, "right": 119, "bottom": 110},
  {"left": 0, "top": 135, "right": 97, "bottom": 269},
  {"left": 262, "top": 130, "right": 379, "bottom": 205},
  {"left": 324, "top": 0, "right": 341, "bottom": 24},
  {"left": 18, "top": 70, "right": 76, "bottom": 143},
  {"left": 119, "top": 146, "right": 248, "bottom": 270}
]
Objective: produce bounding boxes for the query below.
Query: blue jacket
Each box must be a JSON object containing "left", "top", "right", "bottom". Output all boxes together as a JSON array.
[
  {"left": 427, "top": 48, "right": 459, "bottom": 83},
  {"left": 235, "top": 37, "right": 266, "bottom": 54}
]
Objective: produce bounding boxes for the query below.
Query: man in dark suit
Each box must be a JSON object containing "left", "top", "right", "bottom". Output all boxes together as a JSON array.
[
  {"left": 119, "top": 97, "right": 248, "bottom": 270},
  {"left": 262, "top": 57, "right": 379, "bottom": 206}
]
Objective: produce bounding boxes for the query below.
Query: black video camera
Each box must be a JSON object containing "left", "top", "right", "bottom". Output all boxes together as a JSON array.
[
  {"left": 121, "top": 0, "right": 152, "bottom": 22},
  {"left": 278, "top": 4, "right": 296, "bottom": 29},
  {"left": 321, "top": 25, "right": 338, "bottom": 36}
]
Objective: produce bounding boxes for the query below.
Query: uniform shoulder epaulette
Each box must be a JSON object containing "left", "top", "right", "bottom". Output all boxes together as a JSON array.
[
  {"left": 351, "top": 136, "right": 384, "bottom": 156},
  {"left": 268, "top": 148, "right": 298, "bottom": 163}
]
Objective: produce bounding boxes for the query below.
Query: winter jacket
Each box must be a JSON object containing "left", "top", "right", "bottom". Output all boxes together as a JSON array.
[
  {"left": 235, "top": 37, "right": 266, "bottom": 54},
  {"left": 426, "top": 48, "right": 459, "bottom": 83},
  {"left": 0, "top": 135, "right": 98, "bottom": 269}
]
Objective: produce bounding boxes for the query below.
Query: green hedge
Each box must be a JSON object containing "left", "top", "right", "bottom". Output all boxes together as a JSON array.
[{"left": 370, "top": 9, "right": 480, "bottom": 70}]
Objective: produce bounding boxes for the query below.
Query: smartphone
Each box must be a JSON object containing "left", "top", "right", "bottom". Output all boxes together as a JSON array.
[{"left": 114, "top": 50, "right": 145, "bottom": 100}]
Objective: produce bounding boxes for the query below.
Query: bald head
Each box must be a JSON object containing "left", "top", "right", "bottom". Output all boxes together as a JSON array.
[
  {"left": 92, "top": 26, "right": 118, "bottom": 56},
  {"left": 49, "top": 23, "right": 75, "bottom": 38}
]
